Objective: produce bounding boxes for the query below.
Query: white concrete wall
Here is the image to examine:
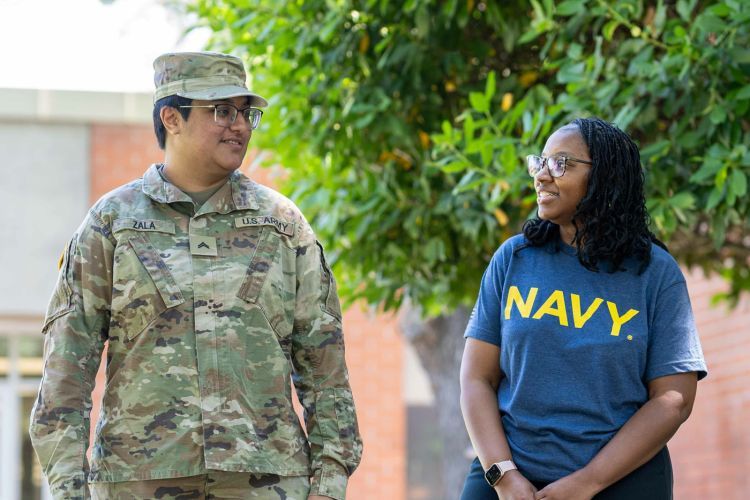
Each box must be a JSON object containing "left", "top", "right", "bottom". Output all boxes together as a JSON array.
[
  {"left": 0, "top": 88, "right": 152, "bottom": 124},
  {"left": 0, "top": 122, "right": 89, "bottom": 314}
]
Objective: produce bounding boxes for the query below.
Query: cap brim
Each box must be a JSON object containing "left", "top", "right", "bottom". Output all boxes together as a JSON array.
[{"left": 177, "top": 85, "right": 268, "bottom": 107}]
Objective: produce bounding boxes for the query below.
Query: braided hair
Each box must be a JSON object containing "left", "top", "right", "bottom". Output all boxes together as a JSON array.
[{"left": 520, "top": 117, "right": 665, "bottom": 273}]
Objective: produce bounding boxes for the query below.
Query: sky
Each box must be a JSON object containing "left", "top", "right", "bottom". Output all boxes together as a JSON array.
[{"left": 0, "top": 0, "right": 211, "bottom": 92}]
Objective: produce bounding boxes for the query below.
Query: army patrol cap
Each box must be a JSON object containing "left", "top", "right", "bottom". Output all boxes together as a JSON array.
[{"left": 153, "top": 51, "right": 268, "bottom": 107}]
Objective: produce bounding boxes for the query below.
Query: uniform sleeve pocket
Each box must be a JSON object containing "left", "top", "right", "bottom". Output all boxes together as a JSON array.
[
  {"left": 42, "top": 237, "right": 77, "bottom": 333},
  {"left": 316, "top": 241, "right": 342, "bottom": 320}
]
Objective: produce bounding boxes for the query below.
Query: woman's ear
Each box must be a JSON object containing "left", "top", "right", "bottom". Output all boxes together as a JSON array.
[{"left": 160, "top": 106, "right": 183, "bottom": 137}]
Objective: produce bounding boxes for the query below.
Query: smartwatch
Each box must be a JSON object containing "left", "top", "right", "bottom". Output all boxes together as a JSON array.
[{"left": 484, "top": 460, "right": 517, "bottom": 486}]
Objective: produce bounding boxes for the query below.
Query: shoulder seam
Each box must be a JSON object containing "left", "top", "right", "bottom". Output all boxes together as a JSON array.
[
  {"left": 88, "top": 209, "right": 116, "bottom": 245},
  {"left": 662, "top": 280, "right": 686, "bottom": 293}
]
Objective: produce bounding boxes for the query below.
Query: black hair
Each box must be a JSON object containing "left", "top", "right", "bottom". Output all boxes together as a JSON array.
[
  {"left": 519, "top": 117, "right": 666, "bottom": 274},
  {"left": 153, "top": 95, "right": 193, "bottom": 150}
]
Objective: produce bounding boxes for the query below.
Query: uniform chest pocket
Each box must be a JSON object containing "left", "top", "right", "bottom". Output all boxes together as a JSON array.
[
  {"left": 110, "top": 233, "right": 185, "bottom": 341},
  {"left": 237, "top": 229, "right": 296, "bottom": 338}
]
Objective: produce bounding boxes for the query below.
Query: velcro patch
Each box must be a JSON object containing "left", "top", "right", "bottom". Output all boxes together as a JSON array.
[
  {"left": 113, "top": 218, "right": 176, "bottom": 234},
  {"left": 189, "top": 235, "right": 218, "bottom": 256},
  {"left": 235, "top": 215, "right": 295, "bottom": 237}
]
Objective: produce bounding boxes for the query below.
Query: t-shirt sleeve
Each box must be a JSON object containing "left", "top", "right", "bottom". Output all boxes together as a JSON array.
[
  {"left": 464, "top": 247, "right": 505, "bottom": 346},
  {"left": 646, "top": 279, "right": 708, "bottom": 381}
]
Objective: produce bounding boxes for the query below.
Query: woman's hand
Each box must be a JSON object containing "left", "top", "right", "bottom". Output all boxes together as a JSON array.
[
  {"left": 307, "top": 496, "right": 333, "bottom": 500},
  {"left": 535, "top": 372, "right": 698, "bottom": 500},
  {"left": 494, "top": 470, "right": 538, "bottom": 500},
  {"left": 534, "top": 471, "right": 598, "bottom": 500}
]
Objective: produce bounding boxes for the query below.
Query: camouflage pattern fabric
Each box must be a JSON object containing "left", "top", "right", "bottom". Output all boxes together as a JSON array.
[
  {"left": 89, "top": 471, "right": 310, "bottom": 499},
  {"left": 152, "top": 51, "right": 267, "bottom": 106},
  {"left": 29, "top": 164, "right": 362, "bottom": 500}
]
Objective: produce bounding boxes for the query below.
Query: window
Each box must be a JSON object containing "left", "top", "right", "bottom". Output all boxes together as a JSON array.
[{"left": 0, "top": 320, "right": 52, "bottom": 500}]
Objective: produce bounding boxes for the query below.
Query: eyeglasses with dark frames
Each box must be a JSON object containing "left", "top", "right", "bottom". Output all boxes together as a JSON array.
[
  {"left": 526, "top": 154, "right": 593, "bottom": 178},
  {"left": 179, "top": 103, "right": 263, "bottom": 130}
]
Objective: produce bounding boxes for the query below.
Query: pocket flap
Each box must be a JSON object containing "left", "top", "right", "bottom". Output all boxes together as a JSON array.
[
  {"left": 316, "top": 241, "right": 342, "bottom": 320},
  {"left": 42, "top": 237, "right": 77, "bottom": 333},
  {"left": 127, "top": 234, "right": 184, "bottom": 308},
  {"left": 237, "top": 228, "right": 280, "bottom": 304}
]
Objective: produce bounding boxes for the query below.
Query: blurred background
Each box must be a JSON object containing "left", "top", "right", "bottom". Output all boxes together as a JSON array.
[{"left": 0, "top": 0, "right": 748, "bottom": 499}]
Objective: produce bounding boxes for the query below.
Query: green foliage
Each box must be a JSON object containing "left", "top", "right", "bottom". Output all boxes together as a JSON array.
[{"left": 183, "top": 0, "right": 750, "bottom": 311}]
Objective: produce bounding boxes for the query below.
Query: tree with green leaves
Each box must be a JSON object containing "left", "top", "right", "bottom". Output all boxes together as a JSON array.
[{"left": 182, "top": 0, "right": 749, "bottom": 496}]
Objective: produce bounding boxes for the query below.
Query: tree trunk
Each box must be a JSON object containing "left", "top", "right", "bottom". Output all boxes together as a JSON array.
[{"left": 400, "top": 304, "right": 473, "bottom": 500}]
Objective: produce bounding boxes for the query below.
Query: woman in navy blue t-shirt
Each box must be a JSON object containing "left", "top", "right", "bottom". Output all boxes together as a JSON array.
[{"left": 460, "top": 118, "right": 706, "bottom": 500}]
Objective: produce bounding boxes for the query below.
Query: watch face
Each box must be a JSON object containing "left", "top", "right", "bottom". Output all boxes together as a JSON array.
[{"left": 485, "top": 464, "right": 503, "bottom": 486}]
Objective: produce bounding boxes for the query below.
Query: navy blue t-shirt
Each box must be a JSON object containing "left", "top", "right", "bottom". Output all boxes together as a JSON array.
[{"left": 465, "top": 235, "right": 707, "bottom": 483}]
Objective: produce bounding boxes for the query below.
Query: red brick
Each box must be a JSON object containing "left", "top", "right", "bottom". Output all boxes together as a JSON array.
[{"left": 670, "top": 269, "right": 750, "bottom": 499}]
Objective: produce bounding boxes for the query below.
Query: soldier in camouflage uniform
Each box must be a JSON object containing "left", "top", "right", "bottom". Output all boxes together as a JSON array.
[{"left": 30, "top": 51, "right": 362, "bottom": 500}]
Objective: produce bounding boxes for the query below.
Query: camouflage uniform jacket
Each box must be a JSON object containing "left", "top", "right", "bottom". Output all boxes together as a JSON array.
[{"left": 30, "top": 165, "right": 362, "bottom": 500}]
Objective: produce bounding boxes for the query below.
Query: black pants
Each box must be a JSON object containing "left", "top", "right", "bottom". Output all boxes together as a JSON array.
[{"left": 460, "top": 447, "right": 673, "bottom": 500}]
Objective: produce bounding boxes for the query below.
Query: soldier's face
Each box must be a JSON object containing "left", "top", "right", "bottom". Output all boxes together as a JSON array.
[{"left": 179, "top": 96, "right": 252, "bottom": 176}]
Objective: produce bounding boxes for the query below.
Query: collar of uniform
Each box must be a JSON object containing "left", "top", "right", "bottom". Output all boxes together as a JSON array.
[
  {"left": 229, "top": 170, "right": 260, "bottom": 211},
  {"left": 194, "top": 170, "right": 259, "bottom": 216},
  {"left": 141, "top": 164, "right": 193, "bottom": 204},
  {"left": 142, "top": 165, "right": 259, "bottom": 212}
]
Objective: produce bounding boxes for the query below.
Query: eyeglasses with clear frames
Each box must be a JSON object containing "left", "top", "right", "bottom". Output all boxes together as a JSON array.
[
  {"left": 179, "top": 103, "right": 263, "bottom": 130},
  {"left": 526, "top": 154, "right": 592, "bottom": 178}
]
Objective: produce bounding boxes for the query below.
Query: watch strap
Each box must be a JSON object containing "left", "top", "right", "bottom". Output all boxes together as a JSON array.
[{"left": 484, "top": 460, "right": 517, "bottom": 486}]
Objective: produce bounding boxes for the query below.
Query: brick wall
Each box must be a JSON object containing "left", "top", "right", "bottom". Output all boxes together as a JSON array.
[
  {"left": 339, "top": 308, "right": 405, "bottom": 499},
  {"left": 88, "top": 123, "right": 406, "bottom": 500},
  {"left": 89, "top": 124, "right": 163, "bottom": 201},
  {"left": 669, "top": 269, "right": 750, "bottom": 500}
]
